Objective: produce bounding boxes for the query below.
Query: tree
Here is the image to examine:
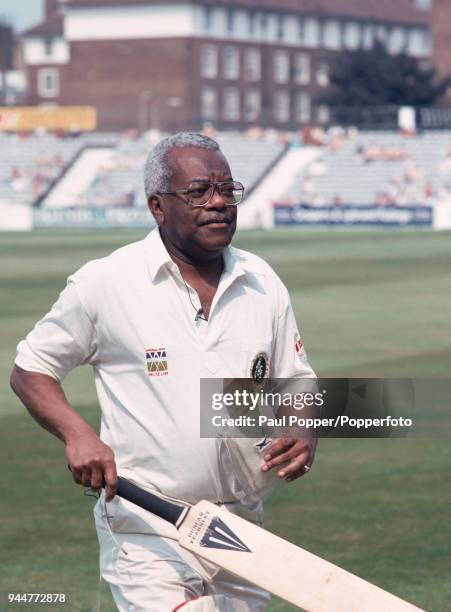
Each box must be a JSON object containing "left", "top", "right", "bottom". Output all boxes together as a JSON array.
[{"left": 321, "top": 41, "right": 451, "bottom": 111}]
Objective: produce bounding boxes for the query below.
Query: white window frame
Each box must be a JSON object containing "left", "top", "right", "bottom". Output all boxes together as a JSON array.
[
  {"left": 294, "top": 53, "right": 310, "bottom": 85},
  {"left": 317, "top": 60, "right": 329, "bottom": 87},
  {"left": 273, "top": 50, "right": 290, "bottom": 84},
  {"left": 323, "top": 19, "right": 342, "bottom": 50},
  {"left": 37, "top": 67, "right": 59, "bottom": 98},
  {"left": 295, "top": 92, "right": 311, "bottom": 123},
  {"left": 223, "top": 87, "right": 240, "bottom": 121},
  {"left": 201, "top": 87, "right": 218, "bottom": 121},
  {"left": 343, "top": 21, "right": 362, "bottom": 50},
  {"left": 244, "top": 88, "right": 261, "bottom": 121},
  {"left": 203, "top": 7, "right": 212, "bottom": 32},
  {"left": 317, "top": 104, "right": 330, "bottom": 124},
  {"left": 223, "top": 46, "right": 240, "bottom": 80},
  {"left": 244, "top": 48, "right": 261, "bottom": 81},
  {"left": 274, "top": 90, "right": 290, "bottom": 123},
  {"left": 388, "top": 26, "right": 407, "bottom": 54},
  {"left": 362, "top": 23, "right": 374, "bottom": 49},
  {"left": 200, "top": 45, "right": 218, "bottom": 79}
]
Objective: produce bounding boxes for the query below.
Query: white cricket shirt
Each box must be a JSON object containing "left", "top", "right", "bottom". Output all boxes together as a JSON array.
[{"left": 16, "top": 228, "right": 314, "bottom": 505}]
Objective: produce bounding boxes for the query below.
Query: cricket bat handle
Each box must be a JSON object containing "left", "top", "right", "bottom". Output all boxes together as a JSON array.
[{"left": 116, "top": 476, "right": 186, "bottom": 526}]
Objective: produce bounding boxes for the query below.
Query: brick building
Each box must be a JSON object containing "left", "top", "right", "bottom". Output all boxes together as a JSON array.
[
  {"left": 430, "top": 0, "right": 451, "bottom": 107},
  {"left": 21, "top": 0, "right": 431, "bottom": 131}
]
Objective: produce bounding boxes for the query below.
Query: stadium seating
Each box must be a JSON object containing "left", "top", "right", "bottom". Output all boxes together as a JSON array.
[
  {"left": 0, "top": 132, "right": 116, "bottom": 207},
  {"left": 282, "top": 130, "right": 451, "bottom": 206},
  {"left": 2, "top": 129, "right": 451, "bottom": 209},
  {"left": 80, "top": 131, "right": 286, "bottom": 208}
]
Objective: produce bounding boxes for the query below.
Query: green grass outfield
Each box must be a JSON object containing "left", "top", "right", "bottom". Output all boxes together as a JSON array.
[{"left": 1, "top": 228, "right": 450, "bottom": 611}]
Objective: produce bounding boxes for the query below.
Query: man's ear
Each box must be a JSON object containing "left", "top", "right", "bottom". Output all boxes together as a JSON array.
[{"left": 148, "top": 194, "right": 164, "bottom": 225}]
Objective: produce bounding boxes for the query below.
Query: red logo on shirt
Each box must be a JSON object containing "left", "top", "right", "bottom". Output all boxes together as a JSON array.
[
  {"left": 295, "top": 334, "right": 305, "bottom": 358},
  {"left": 145, "top": 348, "right": 168, "bottom": 376}
]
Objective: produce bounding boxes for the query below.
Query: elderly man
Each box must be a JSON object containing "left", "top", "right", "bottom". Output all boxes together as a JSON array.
[{"left": 11, "top": 132, "right": 316, "bottom": 612}]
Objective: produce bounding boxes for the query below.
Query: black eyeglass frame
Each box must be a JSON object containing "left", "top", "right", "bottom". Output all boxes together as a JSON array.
[{"left": 156, "top": 180, "right": 245, "bottom": 208}]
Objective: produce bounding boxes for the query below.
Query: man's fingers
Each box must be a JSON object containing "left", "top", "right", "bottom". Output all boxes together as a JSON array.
[
  {"left": 71, "top": 467, "right": 82, "bottom": 484},
  {"left": 279, "top": 451, "right": 311, "bottom": 481},
  {"left": 90, "top": 466, "right": 103, "bottom": 491},
  {"left": 104, "top": 461, "right": 118, "bottom": 501},
  {"left": 262, "top": 447, "right": 296, "bottom": 471},
  {"left": 263, "top": 437, "right": 296, "bottom": 462},
  {"left": 80, "top": 467, "right": 92, "bottom": 488}
]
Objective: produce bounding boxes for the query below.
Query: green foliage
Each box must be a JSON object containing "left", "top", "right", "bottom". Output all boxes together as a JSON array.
[{"left": 322, "top": 41, "right": 451, "bottom": 109}]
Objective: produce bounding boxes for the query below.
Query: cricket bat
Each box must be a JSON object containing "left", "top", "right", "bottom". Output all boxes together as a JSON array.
[{"left": 113, "top": 477, "right": 424, "bottom": 612}]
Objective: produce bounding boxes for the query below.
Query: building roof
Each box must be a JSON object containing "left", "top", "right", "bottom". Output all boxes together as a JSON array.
[
  {"left": 22, "top": 14, "right": 64, "bottom": 37},
  {"left": 64, "top": 0, "right": 429, "bottom": 26}
]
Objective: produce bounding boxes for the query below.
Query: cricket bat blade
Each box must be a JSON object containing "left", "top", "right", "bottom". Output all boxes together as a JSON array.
[{"left": 177, "top": 500, "right": 424, "bottom": 612}]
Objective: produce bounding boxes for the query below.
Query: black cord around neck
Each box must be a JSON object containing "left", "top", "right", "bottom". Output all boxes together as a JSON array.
[{"left": 182, "top": 278, "right": 207, "bottom": 321}]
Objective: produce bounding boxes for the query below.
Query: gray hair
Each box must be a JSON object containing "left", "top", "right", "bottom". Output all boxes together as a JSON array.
[{"left": 144, "top": 132, "right": 220, "bottom": 199}]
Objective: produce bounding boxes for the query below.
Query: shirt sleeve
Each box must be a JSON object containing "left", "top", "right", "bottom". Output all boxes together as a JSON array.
[
  {"left": 270, "top": 285, "right": 316, "bottom": 379},
  {"left": 15, "top": 277, "right": 98, "bottom": 383}
]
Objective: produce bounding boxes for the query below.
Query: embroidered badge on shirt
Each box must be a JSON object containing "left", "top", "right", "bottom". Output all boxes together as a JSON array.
[
  {"left": 250, "top": 352, "right": 269, "bottom": 385},
  {"left": 146, "top": 347, "right": 168, "bottom": 376}
]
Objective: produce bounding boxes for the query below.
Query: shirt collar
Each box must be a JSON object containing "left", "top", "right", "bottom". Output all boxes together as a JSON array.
[
  {"left": 144, "top": 227, "right": 264, "bottom": 283},
  {"left": 144, "top": 227, "right": 173, "bottom": 281}
]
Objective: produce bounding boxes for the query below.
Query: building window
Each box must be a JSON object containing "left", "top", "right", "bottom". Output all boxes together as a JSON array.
[
  {"left": 317, "top": 60, "right": 329, "bottom": 87},
  {"left": 388, "top": 27, "right": 406, "bottom": 54},
  {"left": 294, "top": 53, "right": 310, "bottom": 84},
  {"left": 323, "top": 20, "right": 341, "bottom": 50},
  {"left": 244, "top": 89, "right": 261, "bottom": 121},
  {"left": 201, "top": 87, "right": 218, "bottom": 120},
  {"left": 203, "top": 7, "right": 212, "bottom": 32},
  {"left": 343, "top": 21, "right": 361, "bottom": 50},
  {"left": 226, "top": 7, "right": 234, "bottom": 33},
  {"left": 304, "top": 17, "right": 320, "bottom": 47},
  {"left": 248, "top": 10, "right": 256, "bottom": 36},
  {"left": 273, "top": 50, "right": 290, "bottom": 84},
  {"left": 317, "top": 104, "right": 330, "bottom": 124},
  {"left": 414, "top": 0, "right": 431, "bottom": 8},
  {"left": 223, "top": 87, "right": 240, "bottom": 120},
  {"left": 260, "top": 13, "right": 268, "bottom": 36},
  {"left": 201, "top": 45, "right": 218, "bottom": 79},
  {"left": 277, "top": 14, "right": 284, "bottom": 40},
  {"left": 375, "top": 25, "right": 388, "bottom": 44},
  {"left": 44, "top": 37, "right": 53, "bottom": 56},
  {"left": 362, "top": 23, "right": 374, "bottom": 49},
  {"left": 274, "top": 91, "right": 290, "bottom": 123},
  {"left": 244, "top": 48, "right": 261, "bottom": 81},
  {"left": 223, "top": 46, "right": 240, "bottom": 79},
  {"left": 295, "top": 92, "right": 311, "bottom": 123},
  {"left": 37, "top": 68, "right": 59, "bottom": 98},
  {"left": 407, "top": 28, "right": 430, "bottom": 56},
  {"left": 298, "top": 17, "right": 305, "bottom": 42}
]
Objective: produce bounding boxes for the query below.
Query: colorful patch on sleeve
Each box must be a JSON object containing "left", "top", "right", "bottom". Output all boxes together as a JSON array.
[{"left": 145, "top": 347, "right": 169, "bottom": 376}]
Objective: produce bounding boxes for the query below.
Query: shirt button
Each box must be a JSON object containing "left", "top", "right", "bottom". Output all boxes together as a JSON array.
[{"left": 205, "top": 351, "right": 219, "bottom": 374}]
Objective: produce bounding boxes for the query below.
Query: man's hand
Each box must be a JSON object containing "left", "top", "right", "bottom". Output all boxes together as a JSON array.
[
  {"left": 66, "top": 433, "right": 117, "bottom": 501},
  {"left": 261, "top": 437, "right": 317, "bottom": 483},
  {"left": 10, "top": 367, "right": 118, "bottom": 501}
]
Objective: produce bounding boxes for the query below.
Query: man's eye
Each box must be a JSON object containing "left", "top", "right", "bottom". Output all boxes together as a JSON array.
[
  {"left": 187, "top": 185, "right": 209, "bottom": 198},
  {"left": 220, "top": 183, "right": 236, "bottom": 196}
]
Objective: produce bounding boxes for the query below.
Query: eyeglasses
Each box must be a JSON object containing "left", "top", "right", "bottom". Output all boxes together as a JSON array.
[{"left": 157, "top": 180, "right": 245, "bottom": 207}]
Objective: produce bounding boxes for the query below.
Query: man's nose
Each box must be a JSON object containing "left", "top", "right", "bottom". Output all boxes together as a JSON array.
[{"left": 205, "top": 184, "right": 228, "bottom": 209}]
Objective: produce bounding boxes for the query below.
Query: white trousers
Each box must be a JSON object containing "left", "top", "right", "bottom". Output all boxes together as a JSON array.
[{"left": 95, "top": 507, "right": 270, "bottom": 611}]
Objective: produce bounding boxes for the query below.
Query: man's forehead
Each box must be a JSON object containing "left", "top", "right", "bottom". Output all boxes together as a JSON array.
[{"left": 168, "top": 147, "right": 230, "bottom": 178}]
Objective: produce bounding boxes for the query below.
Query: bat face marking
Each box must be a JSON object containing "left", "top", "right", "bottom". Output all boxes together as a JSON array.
[{"left": 200, "top": 516, "right": 252, "bottom": 553}]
